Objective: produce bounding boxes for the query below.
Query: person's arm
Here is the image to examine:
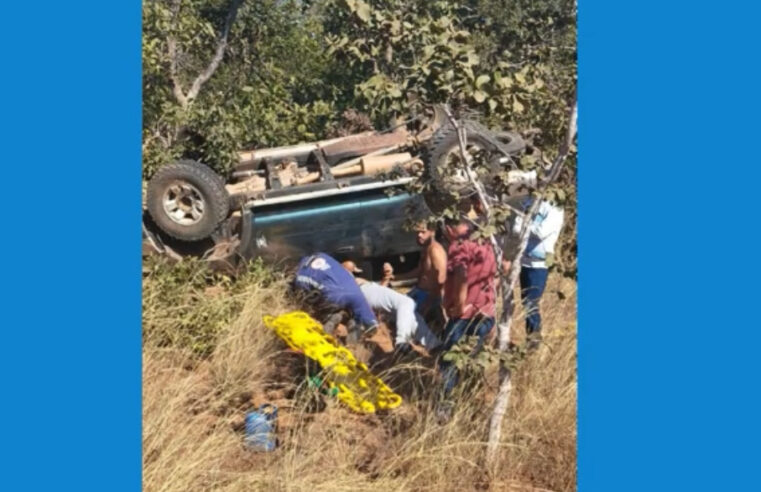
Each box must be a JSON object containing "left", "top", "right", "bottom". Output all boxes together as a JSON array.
[
  {"left": 325, "top": 275, "right": 378, "bottom": 329},
  {"left": 380, "top": 262, "right": 421, "bottom": 287},
  {"left": 447, "top": 264, "right": 470, "bottom": 319},
  {"left": 432, "top": 245, "right": 447, "bottom": 294},
  {"left": 533, "top": 205, "right": 564, "bottom": 251}
]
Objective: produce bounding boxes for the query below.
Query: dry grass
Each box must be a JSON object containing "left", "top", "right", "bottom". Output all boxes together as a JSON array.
[{"left": 143, "top": 260, "right": 576, "bottom": 492}]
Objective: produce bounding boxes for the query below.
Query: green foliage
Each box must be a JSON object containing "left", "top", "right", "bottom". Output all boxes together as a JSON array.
[
  {"left": 441, "top": 335, "right": 527, "bottom": 372},
  {"left": 323, "top": 0, "right": 575, "bottom": 141},
  {"left": 141, "top": 0, "right": 577, "bottom": 273},
  {"left": 142, "top": 0, "right": 343, "bottom": 178},
  {"left": 324, "top": 1, "right": 491, "bottom": 121},
  {"left": 142, "top": 0, "right": 576, "bottom": 170}
]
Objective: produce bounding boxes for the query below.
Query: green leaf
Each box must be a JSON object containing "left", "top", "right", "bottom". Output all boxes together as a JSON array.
[
  {"left": 356, "top": 0, "right": 371, "bottom": 23},
  {"left": 475, "top": 74, "right": 490, "bottom": 88},
  {"left": 488, "top": 98, "right": 498, "bottom": 111},
  {"left": 496, "top": 74, "right": 513, "bottom": 89},
  {"left": 441, "top": 352, "right": 456, "bottom": 362},
  {"left": 348, "top": 45, "right": 363, "bottom": 58},
  {"left": 466, "top": 51, "right": 480, "bottom": 66},
  {"left": 512, "top": 98, "right": 525, "bottom": 113}
]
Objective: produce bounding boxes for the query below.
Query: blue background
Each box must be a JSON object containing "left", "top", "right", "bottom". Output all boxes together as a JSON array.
[
  {"left": 579, "top": 0, "right": 761, "bottom": 490},
  {"left": 1, "top": 1, "right": 142, "bottom": 490},
  {"left": 1, "top": 0, "right": 760, "bottom": 490}
]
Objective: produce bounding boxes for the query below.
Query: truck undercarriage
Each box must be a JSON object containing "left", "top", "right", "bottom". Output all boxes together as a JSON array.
[{"left": 142, "top": 105, "right": 526, "bottom": 274}]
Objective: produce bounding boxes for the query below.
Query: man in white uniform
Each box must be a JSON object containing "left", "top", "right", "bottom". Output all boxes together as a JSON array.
[{"left": 503, "top": 195, "right": 564, "bottom": 349}]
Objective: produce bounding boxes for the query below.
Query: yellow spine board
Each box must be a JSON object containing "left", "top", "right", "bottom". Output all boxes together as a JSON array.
[{"left": 263, "top": 311, "right": 402, "bottom": 414}]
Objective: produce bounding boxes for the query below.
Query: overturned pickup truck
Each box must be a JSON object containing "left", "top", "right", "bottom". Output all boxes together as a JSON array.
[{"left": 143, "top": 106, "right": 525, "bottom": 276}]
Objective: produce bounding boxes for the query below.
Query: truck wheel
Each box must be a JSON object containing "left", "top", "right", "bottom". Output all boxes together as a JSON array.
[
  {"left": 425, "top": 122, "right": 525, "bottom": 192},
  {"left": 146, "top": 160, "right": 230, "bottom": 241},
  {"left": 423, "top": 122, "right": 525, "bottom": 212}
]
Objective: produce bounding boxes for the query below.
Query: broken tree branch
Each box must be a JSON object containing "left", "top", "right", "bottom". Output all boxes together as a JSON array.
[
  {"left": 442, "top": 107, "right": 503, "bottom": 265},
  {"left": 167, "top": 0, "right": 189, "bottom": 107},
  {"left": 167, "top": 0, "right": 245, "bottom": 108},
  {"left": 186, "top": 0, "right": 244, "bottom": 102},
  {"left": 443, "top": 104, "right": 548, "bottom": 469}
]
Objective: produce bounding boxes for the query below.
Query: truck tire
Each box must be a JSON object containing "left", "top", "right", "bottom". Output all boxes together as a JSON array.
[
  {"left": 146, "top": 160, "right": 230, "bottom": 241},
  {"left": 423, "top": 122, "right": 525, "bottom": 212},
  {"left": 425, "top": 122, "right": 524, "bottom": 191}
]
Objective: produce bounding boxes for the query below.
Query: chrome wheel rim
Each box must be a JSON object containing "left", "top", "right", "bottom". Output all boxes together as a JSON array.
[{"left": 162, "top": 181, "right": 205, "bottom": 226}]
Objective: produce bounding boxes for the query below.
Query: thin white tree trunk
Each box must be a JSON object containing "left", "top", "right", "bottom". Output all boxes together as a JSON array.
[
  {"left": 442, "top": 107, "right": 503, "bottom": 262},
  {"left": 485, "top": 100, "right": 577, "bottom": 467}
]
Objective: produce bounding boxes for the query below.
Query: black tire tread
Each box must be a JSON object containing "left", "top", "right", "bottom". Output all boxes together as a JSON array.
[
  {"left": 423, "top": 121, "right": 525, "bottom": 212},
  {"left": 426, "top": 122, "right": 523, "bottom": 185},
  {"left": 146, "top": 160, "right": 230, "bottom": 241}
]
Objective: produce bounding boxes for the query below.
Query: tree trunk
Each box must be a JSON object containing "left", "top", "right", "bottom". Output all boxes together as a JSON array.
[
  {"left": 485, "top": 99, "right": 577, "bottom": 468},
  {"left": 167, "top": 0, "right": 245, "bottom": 109}
]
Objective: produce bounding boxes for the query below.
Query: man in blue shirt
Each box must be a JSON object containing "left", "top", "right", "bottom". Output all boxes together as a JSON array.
[{"left": 293, "top": 252, "right": 379, "bottom": 338}]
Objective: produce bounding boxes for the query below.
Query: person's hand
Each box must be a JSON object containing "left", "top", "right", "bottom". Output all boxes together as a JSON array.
[
  {"left": 461, "top": 303, "right": 475, "bottom": 318},
  {"left": 501, "top": 259, "right": 512, "bottom": 275},
  {"left": 381, "top": 262, "right": 394, "bottom": 285},
  {"left": 448, "top": 303, "right": 473, "bottom": 319}
]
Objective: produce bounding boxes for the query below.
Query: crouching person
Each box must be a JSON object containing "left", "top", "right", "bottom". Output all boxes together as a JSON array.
[
  {"left": 292, "top": 252, "right": 379, "bottom": 340},
  {"left": 342, "top": 261, "right": 441, "bottom": 356}
]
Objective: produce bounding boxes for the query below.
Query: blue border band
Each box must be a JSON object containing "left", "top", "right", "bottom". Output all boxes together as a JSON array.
[
  {"left": 580, "top": 1, "right": 761, "bottom": 490},
  {"left": 3, "top": 0, "right": 761, "bottom": 489},
  {"left": 1, "top": 2, "right": 142, "bottom": 490}
]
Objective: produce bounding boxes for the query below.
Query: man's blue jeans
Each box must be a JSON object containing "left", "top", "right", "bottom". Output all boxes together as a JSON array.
[
  {"left": 520, "top": 267, "right": 549, "bottom": 336},
  {"left": 439, "top": 315, "right": 495, "bottom": 397}
]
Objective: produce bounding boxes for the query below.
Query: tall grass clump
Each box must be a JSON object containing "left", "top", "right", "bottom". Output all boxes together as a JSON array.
[{"left": 143, "top": 258, "right": 576, "bottom": 491}]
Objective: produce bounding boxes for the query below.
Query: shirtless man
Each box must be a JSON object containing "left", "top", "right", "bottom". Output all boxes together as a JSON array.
[{"left": 381, "top": 221, "right": 447, "bottom": 320}]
